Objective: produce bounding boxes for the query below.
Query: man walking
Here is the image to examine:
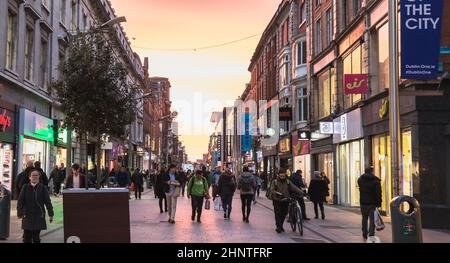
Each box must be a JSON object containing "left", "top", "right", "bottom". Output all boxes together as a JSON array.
[
  {"left": 358, "top": 167, "right": 382, "bottom": 240},
  {"left": 163, "top": 164, "right": 182, "bottom": 224}
]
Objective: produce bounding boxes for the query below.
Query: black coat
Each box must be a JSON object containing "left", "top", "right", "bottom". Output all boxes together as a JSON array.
[
  {"left": 155, "top": 173, "right": 166, "bottom": 198},
  {"left": 289, "top": 173, "right": 306, "bottom": 190},
  {"left": 65, "top": 174, "right": 87, "bottom": 189},
  {"left": 36, "top": 168, "right": 49, "bottom": 187},
  {"left": 217, "top": 173, "right": 236, "bottom": 196},
  {"left": 132, "top": 171, "right": 144, "bottom": 186},
  {"left": 308, "top": 178, "right": 328, "bottom": 202},
  {"left": 17, "top": 183, "right": 54, "bottom": 231},
  {"left": 358, "top": 173, "right": 382, "bottom": 207}
]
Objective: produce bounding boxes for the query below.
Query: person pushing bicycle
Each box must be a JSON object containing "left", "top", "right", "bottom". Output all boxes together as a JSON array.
[{"left": 270, "top": 169, "right": 305, "bottom": 234}]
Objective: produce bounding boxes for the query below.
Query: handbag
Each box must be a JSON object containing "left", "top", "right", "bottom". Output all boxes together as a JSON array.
[
  {"left": 374, "top": 208, "right": 385, "bottom": 231},
  {"left": 214, "top": 198, "right": 221, "bottom": 211},
  {"left": 130, "top": 182, "right": 135, "bottom": 191},
  {"left": 205, "top": 199, "right": 211, "bottom": 210}
]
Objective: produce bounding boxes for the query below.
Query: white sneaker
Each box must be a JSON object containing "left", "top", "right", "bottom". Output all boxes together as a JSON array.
[{"left": 366, "top": 236, "right": 381, "bottom": 243}]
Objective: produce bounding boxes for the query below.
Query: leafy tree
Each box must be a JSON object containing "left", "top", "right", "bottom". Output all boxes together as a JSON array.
[{"left": 52, "top": 30, "right": 138, "bottom": 188}]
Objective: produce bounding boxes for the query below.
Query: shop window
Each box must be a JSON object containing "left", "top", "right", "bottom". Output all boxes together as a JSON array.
[
  {"left": 317, "top": 152, "right": 334, "bottom": 203},
  {"left": 338, "top": 140, "right": 364, "bottom": 206},
  {"left": 6, "top": 10, "right": 18, "bottom": 71},
  {"left": 342, "top": 45, "right": 364, "bottom": 109},
  {"left": 377, "top": 22, "right": 389, "bottom": 94},
  {"left": 297, "top": 87, "right": 308, "bottom": 122},
  {"left": 317, "top": 68, "right": 336, "bottom": 119},
  {"left": 25, "top": 25, "right": 35, "bottom": 81},
  {"left": 23, "top": 138, "right": 46, "bottom": 171}
]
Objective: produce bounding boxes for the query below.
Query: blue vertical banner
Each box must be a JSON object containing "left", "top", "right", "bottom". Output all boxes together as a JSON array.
[
  {"left": 242, "top": 113, "right": 252, "bottom": 153},
  {"left": 401, "top": 0, "right": 444, "bottom": 80}
]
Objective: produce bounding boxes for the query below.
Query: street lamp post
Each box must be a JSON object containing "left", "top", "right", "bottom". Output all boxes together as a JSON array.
[{"left": 389, "top": 0, "right": 402, "bottom": 197}]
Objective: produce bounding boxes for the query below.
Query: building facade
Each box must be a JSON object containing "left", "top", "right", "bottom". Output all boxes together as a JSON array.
[
  {"left": 0, "top": 0, "right": 145, "bottom": 197},
  {"left": 220, "top": 0, "right": 450, "bottom": 229}
]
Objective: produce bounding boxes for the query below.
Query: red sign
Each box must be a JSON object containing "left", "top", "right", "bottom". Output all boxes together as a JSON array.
[
  {"left": 292, "top": 133, "right": 310, "bottom": 156},
  {"left": 0, "top": 110, "right": 12, "bottom": 132},
  {"left": 344, "top": 74, "right": 368, "bottom": 95}
]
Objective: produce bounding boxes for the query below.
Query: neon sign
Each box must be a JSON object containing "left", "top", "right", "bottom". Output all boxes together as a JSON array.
[{"left": 0, "top": 110, "right": 12, "bottom": 132}]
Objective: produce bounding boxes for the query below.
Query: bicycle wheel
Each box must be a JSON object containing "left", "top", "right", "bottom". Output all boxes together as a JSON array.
[
  {"left": 290, "top": 204, "right": 297, "bottom": 232},
  {"left": 295, "top": 205, "right": 303, "bottom": 236}
]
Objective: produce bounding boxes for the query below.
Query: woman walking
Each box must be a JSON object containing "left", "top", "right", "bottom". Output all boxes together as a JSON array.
[
  {"left": 17, "top": 169, "right": 54, "bottom": 243},
  {"left": 155, "top": 169, "right": 168, "bottom": 213},
  {"left": 187, "top": 170, "right": 210, "bottom": 223},
  {"left": 217, "top": 167, "right": 236, "bottom": 219},
  {"left": 237, "top": 166, "right": 256, "bottom": 223},
  {"left": 308, "top": 171, "right": 328, "bottom": 220}
]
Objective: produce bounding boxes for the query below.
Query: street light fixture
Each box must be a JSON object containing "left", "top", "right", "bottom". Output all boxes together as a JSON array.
[{"left": 99, "top": 16, "right": 127, "bottom": 29}]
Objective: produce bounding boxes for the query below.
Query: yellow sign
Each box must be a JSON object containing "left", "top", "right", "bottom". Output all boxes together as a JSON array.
[{"left": 279, "top": 138, "right": 290, "bottom": 153}]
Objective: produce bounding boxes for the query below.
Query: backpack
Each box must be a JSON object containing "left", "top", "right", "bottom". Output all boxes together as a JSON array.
[
  {"left": 241, "top": 176, "right": 252, "bottom": 192},
  {"left": 266, "top": 179, "right": 290, "bottom": 200}
]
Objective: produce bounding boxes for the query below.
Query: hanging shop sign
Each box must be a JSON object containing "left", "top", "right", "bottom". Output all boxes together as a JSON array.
[
  {"left": 241, "top": 113, "right": 252, "bottom": 153},
  {"left": 298, "top": 131, "right": 311, "bottom": 141},
  {"left": 279, "top": 137, "right": 290, "bottom": 154},
  {"left": 401, "top": 0, "right": 444, "bottom": 80},
  {"left": 293, "top": 133, "right": 310, "bottom": 156},
  {"left": 320, "top": 122, "right": 334, "bottom": 135},
  {"left": 262, "top": 145, "right": 277, "bottom": 157},
  {"left": 344, "top": 74, "right": 368, "bottom": 95}
]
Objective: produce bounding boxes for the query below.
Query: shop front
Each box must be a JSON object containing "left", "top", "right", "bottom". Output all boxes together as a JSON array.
[
  {"left": 53, "top": 120, "right": 68, "bottom": 168},
  {"left": 311, "top": 132, "right": 334, "bottom": 204},
  {"left": 18, "top": 108, "right": 54, "bottom": 176},
  {"left": 334, "top": 108, "right": 365, "bottom": 207},
  {"left": 0, "top": 106, "right": 15, "bottom": 192},
  {"left": 278, "top": 136, "right": 292, "bottom": 174},
  {"left": 262, "top": 145, "right": 277, "bottom": 179},
  {"left": 292, "top": 131, "right": 311, "bottom": 184}
]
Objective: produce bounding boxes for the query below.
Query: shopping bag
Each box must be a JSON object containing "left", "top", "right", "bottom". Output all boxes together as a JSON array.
[
  {"left": 214, "top": 198, "right": 221, "bottom": 211},
  {"left": 130, "top": 182, "right": 135, "bottom": 191},
  {"left": 374, "top": 208, "right": 385, "bottom": 231},
  {"left": 205, "top": 199, "right": 211, "bottom": 210}
]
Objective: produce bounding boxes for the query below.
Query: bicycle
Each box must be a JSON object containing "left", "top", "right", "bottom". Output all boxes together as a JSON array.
[{"left": 282, "top": 195, "right": 304, "bottom": 236}]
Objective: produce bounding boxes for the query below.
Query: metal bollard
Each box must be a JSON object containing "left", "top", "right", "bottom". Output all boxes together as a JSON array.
[
  {"left": 390, "top": 196, "right": 423, "bottom": 243},
  {"left": 0, "top": 184, "right": 11, "bottom": 240}
]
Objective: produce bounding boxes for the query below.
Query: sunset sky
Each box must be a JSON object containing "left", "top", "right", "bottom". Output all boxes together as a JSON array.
[{"left": 110, "top": 0, "right": 281, "bottom": 161}]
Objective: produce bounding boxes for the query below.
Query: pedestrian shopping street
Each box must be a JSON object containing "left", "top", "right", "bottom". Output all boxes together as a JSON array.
[{"left": 2, "top": 188, "right": 450, "bottom": 243}]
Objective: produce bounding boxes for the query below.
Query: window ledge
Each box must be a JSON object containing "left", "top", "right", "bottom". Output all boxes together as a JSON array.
[
  {"left": 3, "top": 68, "right": 19, "bottom": 79},
  {"left": 24, "top": 79, "right": 35, "bottom": 87}
]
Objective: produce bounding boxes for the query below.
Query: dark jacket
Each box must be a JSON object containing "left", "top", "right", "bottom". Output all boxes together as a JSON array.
[
  {"left": 132, "top": 171, "right": 144, "bottom": 186},
  {"left": 15, "top": 167, "right": 33, "bottom": 197},
  {"left": 358, "top": 173, "right": 382, "bottom": 207},
  {"left": 288, "top": 172, "right": 306, "bottom": 191},
  {"left": 155, "top": 173, "right": 166, "bottom": 198},
  {"left": 65, "top": 174, "right": 87, "bottom": 189},
  {"left": 162, "top": 172, "right": 183, "bottom": 193},
  {"left": 308, "top": 178, "right": 328, "bottom": 202},
  {"left": 117, "top": 172, "right": 131, "bottom": 187},
  {"left": 37, "top": 168, "right": 49, "bottom": 187},
  {"left": 17, "top": 183, "right": 54, "bottom": 231},
  {"left": 217, "top": 173, "right": 236, "bottom": 196},
  {"left": 49, "top": 168, "right": 59, "bottom": 184},
  {"left": 271, "top": 178, "right": 304, "bottom": 202},
  {"left": 237, "top": 172, "right": 256, "bottom": 195}
]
